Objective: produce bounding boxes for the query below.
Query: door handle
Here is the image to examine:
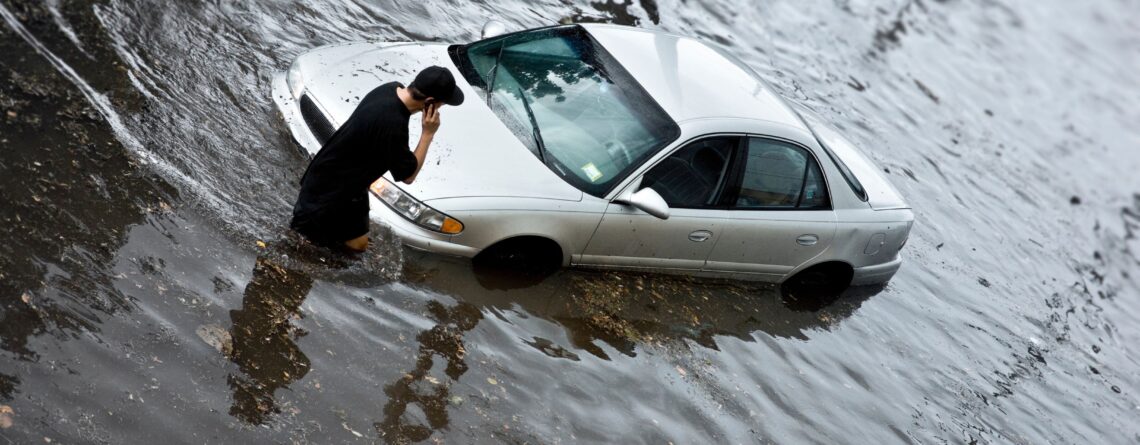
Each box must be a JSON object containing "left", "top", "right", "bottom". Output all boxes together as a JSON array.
[
  {"left": 689, "top": 230, "right": 713, "bottom": 242},
  {"left": 796, "top": 234, "right": 819, "bottom": 246}
]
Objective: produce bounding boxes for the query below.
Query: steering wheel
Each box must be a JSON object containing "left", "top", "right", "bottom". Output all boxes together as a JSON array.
[
  {"left": 738, "top": 195, "right": 762, "bottom": 207},
  {"left": 604, "top": 139, "right": 634, "bottom": 166}
]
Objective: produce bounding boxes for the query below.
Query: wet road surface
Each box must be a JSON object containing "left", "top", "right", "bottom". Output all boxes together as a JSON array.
[{"left": 1, "top": 0, "right": 1139, "bottom": 443}]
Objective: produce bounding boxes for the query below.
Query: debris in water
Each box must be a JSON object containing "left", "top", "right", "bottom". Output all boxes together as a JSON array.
[
  {"left": 676, "top": 366, "right": 687, "bottom": 377},
  {"left": 913, "top": 79, "right": 941, "bottom": 103},
  {"left": 0, "top": 404, "right": 13, "bottom": 429},
  {"left": 487, "top": 377, "right": 498, "bottom": 385},
  {"left": 342, "top": 422, "right": 364, "bottom": 437},
  {"left": 1070, "top": 196, "right": 1081, "bottom": 205},
  {"left": 195, "top": 324, "right": 233, "bottom": 356},
  {"left": 256, "top": 240, "right": 267, "bottom": 248},
  {"left": 20, "top": 292, "right": 31, "bottom": 305}
]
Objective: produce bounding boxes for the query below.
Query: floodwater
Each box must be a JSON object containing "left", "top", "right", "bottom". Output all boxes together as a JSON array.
[{"left": 1, "top": 0, "right": 1138, "bottom": 443}]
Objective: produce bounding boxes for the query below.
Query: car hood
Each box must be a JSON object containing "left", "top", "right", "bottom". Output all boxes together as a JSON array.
[{"left": 296, "top": 42, "right": 583, "bottom": 203}]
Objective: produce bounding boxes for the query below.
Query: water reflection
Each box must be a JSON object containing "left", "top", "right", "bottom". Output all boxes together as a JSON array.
[
  {"left": 0, "top": 372, "right": 16, "bottom": 401},
  {"left": 371, "top": 246, "right": 875, "bottom": 442},
  {"left": 227, "top": 257, "right": 314, "bottom": 425},
  {"left": 501, "top": 55, "right": 599, "bottom": 103},
  {"left": 407, "top": 252, "right": 883, "bottom": 358},
  {"left": 375, "top": 301, "right": 482, "bottom": 443}
]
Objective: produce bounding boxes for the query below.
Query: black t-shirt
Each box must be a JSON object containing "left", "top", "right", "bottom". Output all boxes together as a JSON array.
[{"left": 292, "top": 82, "right": 418, "bottom": 222}]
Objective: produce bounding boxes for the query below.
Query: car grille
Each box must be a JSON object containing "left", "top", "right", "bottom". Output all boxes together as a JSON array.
[{"left": 299, "top": 94, "right": 336, "bottom": 144}]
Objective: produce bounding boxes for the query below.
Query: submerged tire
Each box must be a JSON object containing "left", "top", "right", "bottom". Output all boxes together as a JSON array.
[
  {"left": 780, "top": 262, "right": 854, "bottom": 311},
  {"left": 472, "top": 237, "right": 562, "bottom": 288}
]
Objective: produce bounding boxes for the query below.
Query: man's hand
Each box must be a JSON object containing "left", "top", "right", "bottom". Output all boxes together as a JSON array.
[
  {"left": 422, "top": 103, "right": 441, "bottom": 135},
  {"left": 405, "top": 103, "right": 440, "bottom": 185}
]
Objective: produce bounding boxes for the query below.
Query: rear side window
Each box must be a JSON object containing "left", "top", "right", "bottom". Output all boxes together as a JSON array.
[
  {"left": 792, "top": 107, "right": 868, "bottom": 202},
  {"left": 799, "top": 159, "right": 829, "bottom": 208},
  {"left": 732, "top": 138, "right": 830, "bottom": 210}
]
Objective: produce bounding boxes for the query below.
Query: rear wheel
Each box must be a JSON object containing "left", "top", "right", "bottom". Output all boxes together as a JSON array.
[{"left": 780, "top": 262, "right": 854, "bottom": 311}]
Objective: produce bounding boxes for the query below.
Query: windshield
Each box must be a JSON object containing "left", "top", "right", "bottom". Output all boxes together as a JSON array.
[{"left": 450, "top": 25, "right": 679, "bottom": 197}]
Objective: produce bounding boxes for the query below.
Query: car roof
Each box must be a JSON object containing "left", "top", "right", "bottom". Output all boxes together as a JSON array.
[{"left": 581, "top": 24, "right": 807, "bottom": 130}]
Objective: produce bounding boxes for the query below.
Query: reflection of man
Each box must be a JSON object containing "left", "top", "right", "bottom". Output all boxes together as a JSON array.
[
  {"left": 291, "top": 66, "right": 464, "bottom": 252},
  {"left": 0, "top": 372, "right": 16, "bottom": 401},
  {"left": 376, "top": 301, "right": 482, "bottom": 442},
  {"left": 228, "top": 257, "right": 313, "bottom": 425}
]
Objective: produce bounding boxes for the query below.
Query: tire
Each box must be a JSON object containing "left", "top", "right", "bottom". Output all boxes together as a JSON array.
[
  {"left": 780, "top": 262, "right": 853, "bottom": 311},
  {"left": 472, "top": 237, "right": 562, "bottom": 288}
]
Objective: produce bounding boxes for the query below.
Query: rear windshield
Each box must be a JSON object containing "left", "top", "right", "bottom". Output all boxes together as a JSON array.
[
  {"left": 450, "top": 25, "right": 679, "bottom": 197},
  {"left": 793, "top": 106, "right": 869, "bottom": 202}
]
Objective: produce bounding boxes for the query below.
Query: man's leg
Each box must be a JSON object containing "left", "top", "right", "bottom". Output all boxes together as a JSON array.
[{"left": 344, "top": 234, "right": 369, "bottom": 252}]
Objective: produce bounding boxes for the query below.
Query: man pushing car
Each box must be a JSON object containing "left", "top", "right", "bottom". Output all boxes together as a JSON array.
[{"left": 290, "top": 66, "right": 464, "bottom": 252}]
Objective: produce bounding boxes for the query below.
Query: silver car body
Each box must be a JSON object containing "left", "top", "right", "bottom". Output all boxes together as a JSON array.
[{"left": 271, "top": 24, "right": 914, "bottom": 285}]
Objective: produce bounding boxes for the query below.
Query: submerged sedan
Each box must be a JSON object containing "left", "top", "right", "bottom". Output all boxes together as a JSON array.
[{"left": 272, "top": 23, "right": 914, "bottom": 291}]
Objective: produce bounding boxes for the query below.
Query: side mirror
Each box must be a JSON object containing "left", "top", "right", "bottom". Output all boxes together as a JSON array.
[
  {"left": 481, "top": 21, "right": 507, "bottom": 39},
  {"left": 615, "top": 187, "right": 670, "bottom": 220}
]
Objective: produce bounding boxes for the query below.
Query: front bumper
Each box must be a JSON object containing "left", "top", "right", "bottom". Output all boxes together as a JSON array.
[{"left": 850, "top": 255, "right": 903, "bottom": 286}]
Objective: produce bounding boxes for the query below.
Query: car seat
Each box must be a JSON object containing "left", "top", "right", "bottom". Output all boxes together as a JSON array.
[{"left": 743, "top": 149, "right": 803, "bottom": 206}]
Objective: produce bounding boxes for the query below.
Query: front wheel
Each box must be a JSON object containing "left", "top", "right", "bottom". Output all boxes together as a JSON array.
[{"left": 472, "top": 237, "right": 562, "bottom": 289}]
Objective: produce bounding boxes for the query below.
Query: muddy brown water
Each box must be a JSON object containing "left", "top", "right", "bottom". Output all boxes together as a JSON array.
[{"left": 1, "top": 0, "right": 1139, "bottom": 443}]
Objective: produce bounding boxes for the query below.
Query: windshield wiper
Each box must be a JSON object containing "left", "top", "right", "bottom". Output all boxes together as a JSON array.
[
  {"left": 517, "top": 87, "right": 547, "bottom": 163},
  {"left": 485, "top": 43, "right": 505, "bottom": 104}
]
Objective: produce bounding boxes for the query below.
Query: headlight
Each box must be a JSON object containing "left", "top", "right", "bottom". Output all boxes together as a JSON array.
[
  {"left": 370, "top": 178, "right": 464, "bottom": 234},
  {"left": 286, "top": 60, "right": 305, "bottom": 99}
]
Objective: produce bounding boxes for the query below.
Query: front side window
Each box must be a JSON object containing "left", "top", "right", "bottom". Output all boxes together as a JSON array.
[
  {"left": 451, "top": 26, "right": 679, "bottom": 197},
  {"left": 640, "top": 137, "right": 736, "bottom": 208},
  {"left": 733, "top": 138, "right": 829, "bottom": 210}
]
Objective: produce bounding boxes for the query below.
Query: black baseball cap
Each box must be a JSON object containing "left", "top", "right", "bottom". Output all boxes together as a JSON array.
[{"left": 409, "top": 66, "right": 464, "bottom": 106}]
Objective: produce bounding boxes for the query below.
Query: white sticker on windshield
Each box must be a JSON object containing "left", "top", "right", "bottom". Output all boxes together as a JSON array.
[{"left": 581, "top": 163, "right": 604, "bottom": 182}]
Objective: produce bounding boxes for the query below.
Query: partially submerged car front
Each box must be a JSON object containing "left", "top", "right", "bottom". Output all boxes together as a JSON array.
[
  {"left": 270, "top": 37, "right": 570, "bottom": 257},
  {"left": 270, "top": 25, "right": 679, "bottom": 266}
]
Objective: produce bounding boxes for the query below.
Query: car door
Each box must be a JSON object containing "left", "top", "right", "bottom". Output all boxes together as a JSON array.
[
  {"left": 704, "top": 136, "right": 837, "bottom": 279},
  {"left": 579, "top": 136, "right": 739, "bottom": 271}
]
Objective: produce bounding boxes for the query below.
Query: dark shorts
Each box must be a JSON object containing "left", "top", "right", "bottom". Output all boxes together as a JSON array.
[{"left": 290, "top": 199, "right": 369, "bottom": 248}]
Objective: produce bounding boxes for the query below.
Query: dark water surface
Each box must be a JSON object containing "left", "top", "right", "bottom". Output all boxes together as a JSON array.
[{"left": 2, "top": 0, "right": 1139, "bottom": 443}]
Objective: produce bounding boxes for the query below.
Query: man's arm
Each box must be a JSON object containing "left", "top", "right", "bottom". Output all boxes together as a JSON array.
[
  {"left": 402, "top": 103, "right": 441, "bottom": 184},
  {"left": 402, "top": 132, "right": 433, "bottom": 184}
]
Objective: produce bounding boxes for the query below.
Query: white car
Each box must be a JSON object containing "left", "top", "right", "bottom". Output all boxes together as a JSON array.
[{"left": 272, "top": 23, "right": 914, "bottom": 292}]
